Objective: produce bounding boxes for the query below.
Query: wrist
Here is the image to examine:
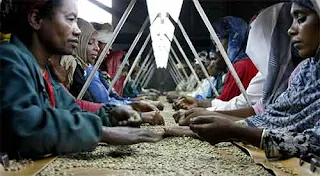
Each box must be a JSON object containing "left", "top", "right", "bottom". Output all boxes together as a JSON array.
[{"left": 230, "top": 124, "right": 263, "bottom": 147}]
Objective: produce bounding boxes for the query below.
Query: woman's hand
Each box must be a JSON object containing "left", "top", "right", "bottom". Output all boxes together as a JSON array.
[
  {"left": 172, "top": 108, "right": 212, "bottom": 126},
  {"left": 172, "top": 96, "right": 199, "bottom": 110},
  {"left": 129, "top": 100, "right": 159, "bottom": 112},
  {"left": 110, "top": 105, "right": 142, "bottom": 127},
  {"left": 189, "top": 115, "right": 237, "bottom": 144},
  {"left": 101, "top": 127, "right": 164, "bottom": 145},
  {"left": 141, "top": 111, "right": 165, "bottom": 125}
]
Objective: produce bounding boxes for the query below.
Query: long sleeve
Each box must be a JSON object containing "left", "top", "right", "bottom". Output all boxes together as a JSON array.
[
  {"left": 98, "top": 71, "right": 120, "bottom": 99},
  {"left": 261, "top": 124, "right": 320, "bottom": 159},
  {"left": 0, "top": 42, "right": 103, "bottom": 158},
  {"left": 69, "top": 65, "right": 97, "bottom": 102},
  {"left": 207, "top": 72, "right": 265, "bottom": 111}
]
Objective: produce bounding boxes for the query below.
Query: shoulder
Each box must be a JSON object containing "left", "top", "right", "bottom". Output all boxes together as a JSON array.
[
  {"left": 234, "top": 58, "right": 254, "bottom": 66},
  {"left": 0, "top": 41, "right": 35, "bottom": 69}
]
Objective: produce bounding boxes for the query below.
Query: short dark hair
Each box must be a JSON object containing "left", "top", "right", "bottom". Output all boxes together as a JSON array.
[{"left": 1, "top": 0, "right": 63, "bottom": 33}]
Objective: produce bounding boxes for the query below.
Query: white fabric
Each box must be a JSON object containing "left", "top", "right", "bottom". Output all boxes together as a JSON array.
[
  {"left": 187, "top": 77, "right": 214, "bottom": 98},
  {"left": 207, "top": 72, "right": 265, "bottom": 111},
  {"left": 246, "top": 3, "right": 284, "bottom": 76},
  {"left": 97, "top": 30, "right": 112, "bottom": 44}
]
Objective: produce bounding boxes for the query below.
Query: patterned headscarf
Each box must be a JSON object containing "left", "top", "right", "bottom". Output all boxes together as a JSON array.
[{"left": 211, "top": 16, "right": 249, "bottom": 64}]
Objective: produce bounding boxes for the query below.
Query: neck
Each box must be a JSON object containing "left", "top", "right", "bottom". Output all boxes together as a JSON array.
[{"left": 24, "top": 33, "right": 52, "bottom": 70}]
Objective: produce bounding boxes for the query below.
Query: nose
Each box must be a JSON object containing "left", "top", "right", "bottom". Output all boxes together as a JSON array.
[
  {"left": 288, "top": 21, "right": 298, "bottom": 37},
  {"left": 94, "top": 42, "right": 100, "bottom": 52},
  {"left": 73, "top": 23, "right": 81, "bottom": 37}
]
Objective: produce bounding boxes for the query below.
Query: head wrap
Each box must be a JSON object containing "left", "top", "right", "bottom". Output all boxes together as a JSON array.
[
  {"left": 211, "top": 16, "right": 249, "bottom": 63},
  {"left": 291, "top": 0, "right": 314, "bottom": 10},
  {"left": 96, "top": 23, "right": 113, "bottom": 44},
  {"left": 76, "top": 18, "right": 96, "bottom": 64}
]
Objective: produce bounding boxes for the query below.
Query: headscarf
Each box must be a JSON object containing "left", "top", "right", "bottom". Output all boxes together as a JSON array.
[
  {"left": 211, "top": 16, "right": 249, "bottom": 64},
  {"left": 249, "top": 2, "right": 304, "bottom": 106},
  {"left": 76, "top": 18, "right": 96, "bottom": 65},
  {"left": 96, "top": 23, "right": 113, "bottom": 44},
  {"left": 291, "top": 0, "right": 314, "bottom": 10}
]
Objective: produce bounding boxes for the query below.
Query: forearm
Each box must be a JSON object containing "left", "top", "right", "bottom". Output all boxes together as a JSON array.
[
  {"left": 216, "top": 107, "right": 256, "bottom": 118},
  {"left": 231, "top": 125, "right": 263, "bottom": 147}
]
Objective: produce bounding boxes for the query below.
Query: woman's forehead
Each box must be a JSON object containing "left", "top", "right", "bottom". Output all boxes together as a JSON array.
[{"left": 57, "top": 0, "right": 78, "bottom": 16}]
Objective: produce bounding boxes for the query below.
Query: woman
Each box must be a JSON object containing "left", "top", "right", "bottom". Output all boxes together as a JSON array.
[
  {"left": 190, "top": 0, "right": 320, "bottom": 159},
  {"left": 173, "top": 16, "right": 258, "bottom": 110},
  {"left": 0, "top": 0, "right": 163, "bottom": 159}
]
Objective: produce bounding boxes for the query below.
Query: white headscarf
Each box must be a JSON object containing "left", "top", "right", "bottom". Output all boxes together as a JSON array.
[
  {"left": 246, "top": 3, "right": 284, "bottom": 76},
  {"left": 97, "top": 23, "right": 113, "bottom": 44}
]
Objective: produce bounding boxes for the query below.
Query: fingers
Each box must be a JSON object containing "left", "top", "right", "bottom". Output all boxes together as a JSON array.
[
  {"left": 178, "top": 110, "right": 205, "bottom": 126},
  {"left": 189, "top": 123, "right": 211, "bottom": 134},
  {"left": 190, "top": 116, "right": 215, "bottom": 125},
  {"left": 173, "top": 110, "right": 185, "bottom": 123}
]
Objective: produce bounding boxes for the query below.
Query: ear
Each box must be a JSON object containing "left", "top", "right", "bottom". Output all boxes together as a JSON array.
[{"left": 28, "top": 9, "right": 44, "bottom": 30}]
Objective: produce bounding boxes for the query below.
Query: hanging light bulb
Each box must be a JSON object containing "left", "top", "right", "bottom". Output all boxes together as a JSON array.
[{"left": 147, "top": 0, "right": 183, "bottom": 68}]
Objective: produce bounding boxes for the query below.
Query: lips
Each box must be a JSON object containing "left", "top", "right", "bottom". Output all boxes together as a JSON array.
[
  {"left": 68, "top": 39, "right": 79, "bottom": 47},
  {"left": 292, "top": 41, "right": 302, "bottom": 50}
]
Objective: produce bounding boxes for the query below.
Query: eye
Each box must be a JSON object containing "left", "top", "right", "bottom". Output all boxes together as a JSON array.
[
  {"left": 67, "top": 15, "right": 76, "bottom": 22},
  {"left": 297, "top": 16, "right": 307, "bottom": 24}
]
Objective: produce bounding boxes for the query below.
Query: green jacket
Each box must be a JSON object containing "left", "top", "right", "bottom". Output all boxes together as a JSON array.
[{"left": 0, "top": 36, "right": 111, "bottom": 158}]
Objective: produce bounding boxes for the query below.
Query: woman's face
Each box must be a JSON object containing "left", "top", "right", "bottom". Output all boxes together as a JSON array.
[
  {"left": 208, "top": 38, "right": 228, "bottom": 72},
  {"left": 86, "top": 32, "right": 100, "bottom": 65},
  {"left": 39, "top": 0, "right": 81, "bottom": 55},
  {"left": 288, "top": 3, "right": 320, "bottom": 58}
]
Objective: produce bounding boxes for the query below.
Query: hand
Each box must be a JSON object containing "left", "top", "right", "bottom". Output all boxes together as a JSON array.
[
  {"left": 147, "top": 100, "right": 164, "bottom": 111},
  {"left": 163, "top": 126, "right": 199, "bottom": 139},
  {"left": 101, "top": 127, "right": 164, "bottom": 145},
  {"left": 179, "top": 109, "right": 216, "bottom": 126},
  {"left": 129, "top": 100, "right": 159, "bottom": 112},
  {"left": 172, "top": 96, "right": 198, "bottom": 110},
  {"left": 173, "top": 109, "right": 186, "bottom": 123},
  {"left": 141, "top": 111, "right": 165, "bottom": 125},
  {"left": 189, "top": 115, "right": 237, "bottom": 145},
  {"left": 110, "top": 105, "right": 142, "bottom": 127},
  {"left": 172, "top": 108, "right": 209, "bottom": 126}
]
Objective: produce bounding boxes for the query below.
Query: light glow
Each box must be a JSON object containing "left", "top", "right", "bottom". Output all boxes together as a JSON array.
[
  {"left": 78, "top": 0, "right": 112, "bottom": 24},
  {"left": 146, "top": 0, "right": 183, "bottom": 68}
]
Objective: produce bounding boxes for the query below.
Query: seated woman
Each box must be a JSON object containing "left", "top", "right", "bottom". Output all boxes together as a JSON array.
[
  {"left": 173, "top": 16, "right": 259, "bottom": 110},
  {"left": 0, "top": 0, "right": 163, "bottom": 159},
  {"left": 189, "top": 0, "right": 319, "bottom": 159}
]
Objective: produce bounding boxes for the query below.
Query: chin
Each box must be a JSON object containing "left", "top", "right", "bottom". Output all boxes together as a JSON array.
[{"left": 298, "top": 50, "right": 314, "bottom": 59}]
